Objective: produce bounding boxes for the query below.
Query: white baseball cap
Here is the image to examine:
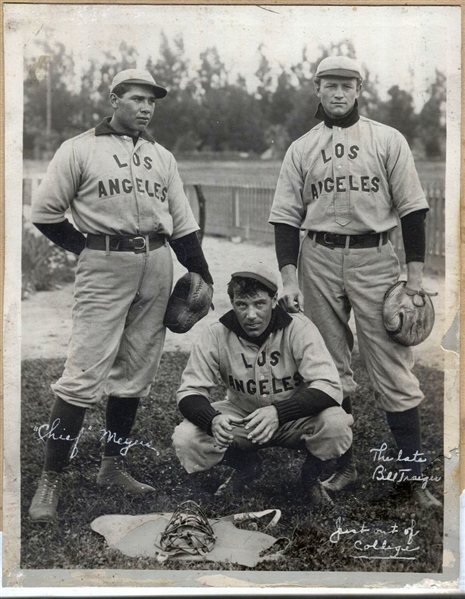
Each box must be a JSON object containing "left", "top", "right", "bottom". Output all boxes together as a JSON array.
[
  {"left": 315, "top": 56, "right": 362, "bottom": 80},
  {"left": 110, "top": 69, "right": 168, "bottom": 98},
  {"left": 231, "top": 264, "right": 278, "bottom": 293}
]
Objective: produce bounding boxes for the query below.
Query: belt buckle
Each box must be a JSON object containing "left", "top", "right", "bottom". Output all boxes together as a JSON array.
[
  {"left": 132, "top": 236, "right": 146, "bottom": 252},
  {"left": 323, "top": 233, "right": 335, "bottom": 246}
]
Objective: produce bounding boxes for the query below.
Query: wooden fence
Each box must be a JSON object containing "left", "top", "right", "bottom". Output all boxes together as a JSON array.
[{"left": 23, "top": 175, "right": 445, "bottom": 259}]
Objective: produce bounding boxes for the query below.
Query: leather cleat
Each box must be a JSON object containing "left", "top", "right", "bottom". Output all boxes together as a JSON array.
[
  {"left": 215, "top": 453, "right": 263, "bottom": 497},
  {"left": 304, "top": 481, "right": 334, "bottom": 508},
  {"left": 29, "top": 471, "right": 62, "bottom": 522},
  {"left": 97, "top": 456, "right": 155, "bottom": 494},
  {"left": 411, "top": 484, "right": 442, "bottom": 509},
  {"left": 321, "top": 466, "right": 358, "bottom": 492}
]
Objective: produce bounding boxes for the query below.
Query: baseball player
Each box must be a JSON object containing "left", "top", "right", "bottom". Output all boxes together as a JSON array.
[
  {"left": 269, "top": 56, "right": 441, "bottom": 508},
  {"left": 172, "top": 265, "right": 354, "bottom": 506},
  {"left": 28, "top": 69, "right": 213, "bottom": 522}
]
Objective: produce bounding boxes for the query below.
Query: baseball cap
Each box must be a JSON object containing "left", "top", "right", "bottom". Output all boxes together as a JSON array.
[
  {"left": 110, "top": 69, "right": 168, "bottom": 98},
  {"left": 315, "top": 56, "right": 362, "bottom": 80},
  {"left": 231, "top": 264, "right": 278, "bottom": 294}
]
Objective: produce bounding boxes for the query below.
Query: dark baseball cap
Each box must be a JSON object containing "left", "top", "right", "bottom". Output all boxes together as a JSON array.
[
  {"left": 231, "top": 264, "right": 278, "bottom": 294},
  {"left": 110, "top": 69, "right": 168, "bottom": 99},
  {"left": 315, "top": 56, "right": 362, "bottom": 80}
]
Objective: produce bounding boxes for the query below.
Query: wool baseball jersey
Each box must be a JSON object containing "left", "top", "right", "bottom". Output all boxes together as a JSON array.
[
  {"left": 269, "top": 116, "right": 429, "bottom": 235},
  {"left": 31, "top": 118, "right": 199, "bottom": 239},
  {"left": 177, "top": 309, "right": 343, "bottom": 414}
]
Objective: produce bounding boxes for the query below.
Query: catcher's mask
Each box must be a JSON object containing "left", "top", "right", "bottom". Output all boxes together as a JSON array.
[
  {"left": 156, "top": 500, "right": 216, "bottom": 557},
  {"left": 382, "top": 280, "right": 435, "bottom": 346}
]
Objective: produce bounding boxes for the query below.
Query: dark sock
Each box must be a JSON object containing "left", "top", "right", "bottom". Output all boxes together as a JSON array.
[
  {"left": 221, "top": 447, "right": 260, "bottom": 471},
  {"left": 385, "top": 406, "right": 422, "bottom": 477},
  {"left": 43, "top": 397, "right": 87, "bottom": 473},
  {"left": 337, "top": 396, "right": 354, "bottom": 469},
  {"left": 302, "top": 453, "right": 324, "bottom": 483},
  {"left": 103, "top": 396, "right": 140, "bottom": 457}
]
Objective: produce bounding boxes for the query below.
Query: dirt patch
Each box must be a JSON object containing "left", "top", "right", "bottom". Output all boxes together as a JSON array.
[{"left": 22, "top": 236, "right": 446, "bottom": 369}]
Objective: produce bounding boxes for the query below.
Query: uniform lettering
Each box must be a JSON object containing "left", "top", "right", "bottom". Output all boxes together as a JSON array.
[
  {"left": 293, "top": 372, "right": 303, "bottom": 386},
  {"left": 143, "top": 156, "right": 153, "bottom": 170},
  {"left": 259, "top": 380, "right": 268, "bottom": 395},
  {"left": 154, "top": 182, "right": 161, "bottom": 200},
  {"left": 348, "top": 145, "right": 359, "bottom": 159},
  {"left": 98, "top": 181, "right": 108, "bottom": 197},
  {"left": 108, "top": 179, "right": 120, "bottom": 195},
  {"left": 122, "top": 179, "right": 133, "bottom": 193},
  {"left": 133, "top": 154, "right": 141, "bottom": 167},
  {"left": 228, "top": 376, "right": 235, "bottom": 389},
  {"left": 324, "top": 178, "right": 334, "bottom": 193},
  {"left": 311, "top": 184, "right": 318, "bottom": 200},
  {"left": 272, "top": 378, "right": 283, "bottom": 394},
  {"left": 336, "top": 177, "right": 346, "bottom": 192},
  {"left": 361, "top": 176, "right": 370, "bottom": 192},
  {"left": 246, "top": 380, "right": 256, "bottom": 395},
  {"left": 335, "top": 143, "right": 344, "bottom": 159},
  {"left": 241, "top": 354, "right": 253, "bottom": 369},
  {"left": 372, "top": 176, "right": 380, "bottom": 192},
  {"left": 136, "top": 178, "right": 144, "bottom": 193},
  {"left": 349, "top": 175, "right": 359, "bottom": 191},
  {"left": 321, "top": 149, "right": 331, "bottom": 164},
  {"left": 161, "top": 187, "right": 168, "bottom": 202},
  {"left": 282, "top": 376, "right": 293, "bottom": 391},
  {"left": 257, "top": 351, "right": 266, "bottom": 367},
  {"left": 234, "top": 378, "right": 245, "bottom": 393},
  {"left": 270, "top": 351, "right": 281, "bottom": 366},
  {"left": 145, "top": 180, "right": 154, "bottom": 197},
  {"left": 113, "top": 155, "right": 128, "bottom": 168}
]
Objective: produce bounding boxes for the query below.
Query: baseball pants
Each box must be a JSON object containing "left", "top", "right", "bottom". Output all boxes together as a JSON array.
[
  {"left": 172, "top": 400, "right": 354, "bottom": 473},
  {"left": 52, "top": 243, "right": 173, "bottom": 407},
  {"left": 298, "top": 235, "right": 423, "bottom": 413}
]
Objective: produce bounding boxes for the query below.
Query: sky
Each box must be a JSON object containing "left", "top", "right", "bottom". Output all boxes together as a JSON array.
[{"left": 8, "top": 4, "right": 460, "bottom": 111}]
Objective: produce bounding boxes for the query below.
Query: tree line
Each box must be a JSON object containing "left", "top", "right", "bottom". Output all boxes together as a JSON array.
[{"left": 24, "top": 37, "right": 446, "bottom": 160}]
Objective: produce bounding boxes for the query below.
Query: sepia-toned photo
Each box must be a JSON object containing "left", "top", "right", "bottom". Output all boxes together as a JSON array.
[{"left": 3, "top": 3, "right": 461, "bottom": 592}]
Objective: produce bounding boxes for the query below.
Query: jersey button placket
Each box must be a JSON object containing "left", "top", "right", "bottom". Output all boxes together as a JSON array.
[{"left": 333, "top": 128, "right": 351, "bottom": 227}]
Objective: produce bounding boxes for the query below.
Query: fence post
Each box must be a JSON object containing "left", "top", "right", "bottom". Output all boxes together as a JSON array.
[{"left": 193, "top": 184, "right": 206, "bottom": 246}]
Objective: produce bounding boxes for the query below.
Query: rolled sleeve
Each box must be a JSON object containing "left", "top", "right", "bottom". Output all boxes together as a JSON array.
[{"left": 269, "top": 143, "right": 305, "bottom": 228}]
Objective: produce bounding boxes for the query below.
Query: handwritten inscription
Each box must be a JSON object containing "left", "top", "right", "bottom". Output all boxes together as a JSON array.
[
  {"left": 330, "top": 516, "right": 420, "bottom": 561},
  {"left": 34, "top": 419, "right": 160, "bottom": 458},
  {"left": 370, "top": 443, "right": 441, "bottom": 489}
]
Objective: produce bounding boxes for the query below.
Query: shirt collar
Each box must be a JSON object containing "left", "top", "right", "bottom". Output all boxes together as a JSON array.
[
  {"left": 219, "top": 305, "right": 292, "bottom": 346},
  {"left": 315, "top": 100, "right": 360, "bottom": 129},
  {"left": 94, "top": 116, "right": 155, "bottom": 143}
]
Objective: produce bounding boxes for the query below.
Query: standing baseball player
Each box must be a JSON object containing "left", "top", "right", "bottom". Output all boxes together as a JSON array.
[
  {"left": 28, "top": 69, "right": 213, "bottom": 522},
  {"left": 269, "top": 56, "right": 440, "bottom": 508},
  {"left": 172, "top": 265, "right": 354, "bottom": 506}
]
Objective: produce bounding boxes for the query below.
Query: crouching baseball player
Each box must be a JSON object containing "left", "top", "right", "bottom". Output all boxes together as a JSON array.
[
  {"left": 172, "top": 265, "right": 353, "bottom": 507},
  {"left": 28, "top": 69, "right": 213, "bottom": 522}
]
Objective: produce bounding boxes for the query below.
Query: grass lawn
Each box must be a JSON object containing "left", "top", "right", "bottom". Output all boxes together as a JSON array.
[{"left": 21, "top": 352, "right": 444, "bottom": 573}]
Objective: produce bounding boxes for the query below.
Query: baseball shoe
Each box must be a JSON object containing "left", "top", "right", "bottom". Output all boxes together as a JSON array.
[
  {"left": 97, "top": 456, "right": 155, "bottom": 494},
  {"left": 214, "top": 453, "right": 263, "bottom": 497},
  {"left": 410, "top": 484, "right": 442, "bottom": 509},
  {"left": 29, "top": 471, "right": 62, "bottom": 522},
  {"left": 321, "top": 466, "right": 358, "bottom": 492},
  {"left": 304, "top": 481, "right": 334, "bottom": 509}
]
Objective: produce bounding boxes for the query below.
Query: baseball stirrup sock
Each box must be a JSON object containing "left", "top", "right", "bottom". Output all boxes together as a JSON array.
[
  {"left": 385, "top": 406, "right": 422, "bottom": 477},
  {"left": 301, "top": 453, "right": 325, "bottom": 483},
  {"left": 103, "top": 396, "right": 140, "bottom": 457},
  {"left": 336, "top": 396, "right": 354, "bottom": 468},
  {"left": 43, "top": 397, "right": 87, "bottom": 473}
]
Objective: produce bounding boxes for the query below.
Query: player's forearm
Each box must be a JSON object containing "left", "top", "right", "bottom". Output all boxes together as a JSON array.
[
  {"left": 400, "top": 209, "right": 427, "bottom": 263},
  {"left": 274, "top": 388, "right": 339, "bottom": 425},
  {"left": 274, "top": 223, "right": 300, "bottom": 270},
  {"left": 33, "top": 220, "right": 86, "bottom": 255},
  {"left": 169, "top": 232, "right": 213, "bottom": 285},
  {"left": 178, "top": 394, "right": 220, "bottom": 435},
  {"left": 406, "top": 261, "right": 425, "bottom": 290}
]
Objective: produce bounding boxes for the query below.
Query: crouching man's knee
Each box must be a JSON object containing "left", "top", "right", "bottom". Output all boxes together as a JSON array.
[
  {"left": 302, "top": 406, "right": 354, "bottom": 462},
  {"left": 172, "top": 419, "right": 227, "bottom": 474}
]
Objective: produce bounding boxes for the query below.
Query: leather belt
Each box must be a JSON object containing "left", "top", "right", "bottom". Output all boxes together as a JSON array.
[
  {"left": 309, "top": 231, "right": 389, "bottom": 249},
  {"left": 86, "top": 233, "right": 166, "bottom": 253}
]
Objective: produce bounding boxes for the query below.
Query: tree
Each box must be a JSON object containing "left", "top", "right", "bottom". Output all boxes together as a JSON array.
[{"left": 417, "top": 70, "right": 446, "bottom": 158}]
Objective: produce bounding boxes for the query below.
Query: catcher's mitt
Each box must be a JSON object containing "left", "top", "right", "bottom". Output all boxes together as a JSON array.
[
  {"left": 382, "top": 280, "right": 435, "bottom": 346},
  {"left": 163, "top": 272, "right": 213, "bottom": 334},
  {"left": 156, "top": 500, "right": 216, "bottom": 557}
]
